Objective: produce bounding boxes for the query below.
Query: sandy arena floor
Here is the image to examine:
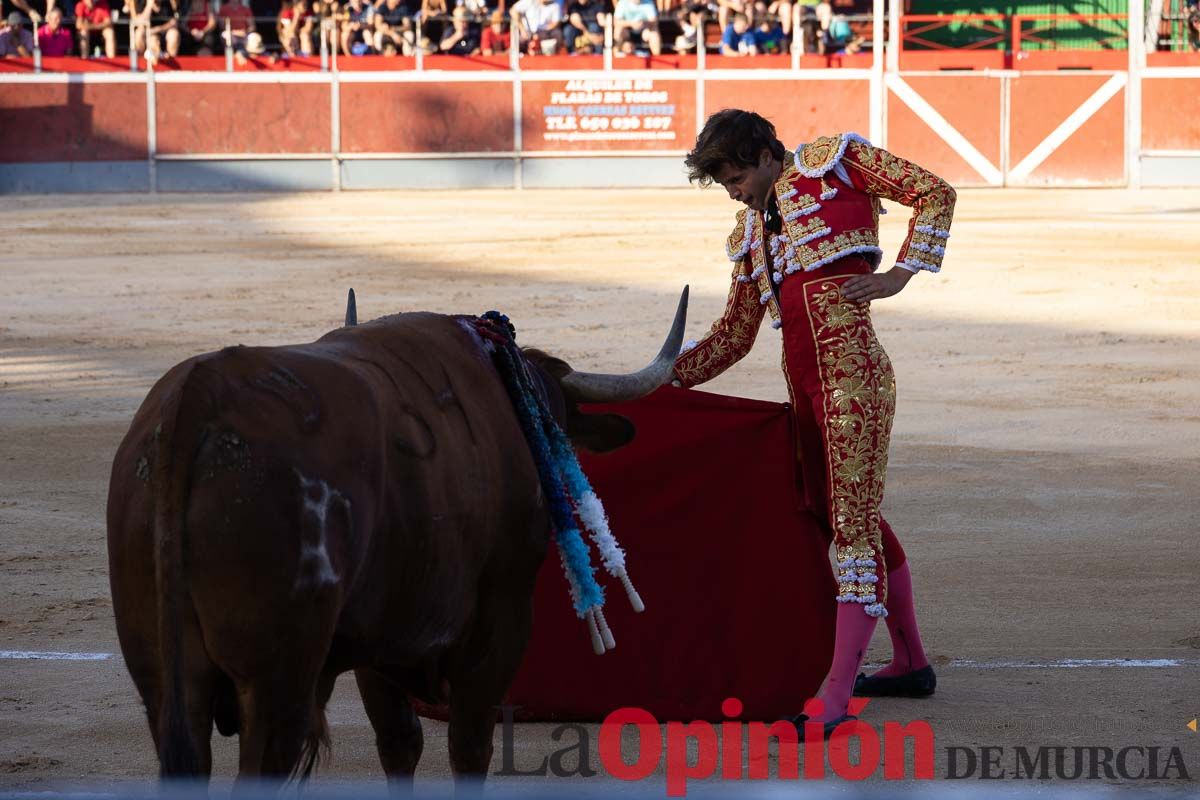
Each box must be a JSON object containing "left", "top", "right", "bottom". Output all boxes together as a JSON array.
[{"left": 1, "top": 187, "right": 1198, "bottom": 792}]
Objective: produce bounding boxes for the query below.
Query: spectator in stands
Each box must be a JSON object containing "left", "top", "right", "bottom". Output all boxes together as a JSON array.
[
  {"left": 766, "top": 0, "right": 787, "bottom": 40},
  {"left": 714, "top": 0, "right": 747, "bottom": 39},
  {"left": 668, "top": 0, "right": 702, "bottom": 53},
  {"left": 752, "top": 4, "right": 783, "bottom": 53},
  {"left": 340, "top": 0, "right": 374, "bottom": 53},
  {"left": 277, "top": 0, "right": 313, "bottom": 54},
  {"left": 719, "top": 10, "right": 753, "bottom": 55},
  {"left": 563, "top": 0, "right": 605, "bottom": 54},
  {"left": 438, "top": 4, "right": 477, "bottom": 53},
  {"left": 74, "top": 0, "right": 114, "bottom": 55},
  {"left": 459, "top": 0, "right": 487, "bottom": 19},
  {"left": 511, "top": 0, "right": 562, "bottom": 54},
  {"left": 0, "top": 11, "right": 33, "bottom": 54},
  {"left": 823, "top": 10, "right": 848, "bottom": 51},
  {"left": 612, "top": 0, "right": 658, "bottom": 55},
  {"left": 479, "top": 7, "right": 507, "bottom": 53},
  {"left": 180, "top": 0, "right": 215, "bottom": 53},
  {"left": 1190, "top": 8, "right": 1200, "bottom": 52},
  {"left": 36, "top": 6, "right": 73, "bottom": 52},
  {"left": 418, "top": 0, "right": 446, "bottom": 46},
  {"left": 129, "top": 0, "right": 181, "bottom": 59},
  {"left": 797, "top": 2, "right": 819, "bottom": 53},
  {"left": 374, "top": 0, "right": 413, "bottom": 54},
  {"left": 216, "top": 0, "right": 252, "bottom": 61}
]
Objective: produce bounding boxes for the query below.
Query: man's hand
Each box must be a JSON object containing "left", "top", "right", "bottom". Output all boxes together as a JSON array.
[{"left": 841, "top": 266, "right": 913, "bottom": 303}]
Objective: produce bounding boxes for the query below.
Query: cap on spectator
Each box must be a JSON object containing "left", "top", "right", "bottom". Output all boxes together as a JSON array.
[
  {"left": 6, "top": 11, "right": 23, "bottom": 26},
  {"left": 489, "top": 8, "right": 502, "bottom": 22},
  {"left": 246, "top": 30, "right": 265, "bottom": 53}
]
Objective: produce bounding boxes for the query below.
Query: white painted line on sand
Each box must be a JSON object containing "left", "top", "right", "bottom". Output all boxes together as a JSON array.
[
  {"left": 4, "top": 651, "right": 1197, "bottom": 669},
  {"left": 949, "top": 658, "right": 1198, "bottom": 669},
  {"left": 0, "top": 650, "right": 113, "bottom": 661}
]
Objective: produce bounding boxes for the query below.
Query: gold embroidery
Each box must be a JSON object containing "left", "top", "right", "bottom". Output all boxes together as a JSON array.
[
  {"left": 803, "top": 278, "right": 896, "bottom": 614},
  {"left": 844, "top": 140, "right": 956, "bottom": 272},
  {"left": 672, "top": 248, "right": 767, "bottom": 387},
  {"left": 797, "top": 135, "right": 845, "bottom": 175}
]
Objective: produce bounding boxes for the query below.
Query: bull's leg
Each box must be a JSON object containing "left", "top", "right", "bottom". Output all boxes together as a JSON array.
[
  {"left": 446, "top": 596, "right": 534, "bottom": 779},
  {"left": 355, "top": 667, "right": 424, "bottom": 784},
  {"left": 121, "top": 613, "right": 219, "bottom": 778}
]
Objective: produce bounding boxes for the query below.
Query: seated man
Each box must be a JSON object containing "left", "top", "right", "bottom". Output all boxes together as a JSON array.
[
  {"left": 74, "top": 0, "right": 115, "bottom": 56},
  {"left": 340, "top": 0, "right": 375, "bottom": 54},
  {"left": 438, "top": 4, "right": 478, "bottom": 54},
  {"left": 510, "top": 0, "right": 562, "bottom": 55},
  {"left": 563, "top": 0, "right": 606, "bottom": 54},
  {"left": 613, "top": 0, "right": 659, "bottom": 55},
  {"left": 374, "top": 0, "right": 413, "bottom": 54},
  {"left": 0, "top": 12, "right": 34, "bottom": 55},
  {"left": 719, "top": 10, "right": 754, "bottom": 55},
  {"left": 37, "top": 6, "right": 75, "bottom": 53}
]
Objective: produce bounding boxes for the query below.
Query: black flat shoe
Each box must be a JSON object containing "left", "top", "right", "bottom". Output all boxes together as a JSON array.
[
  {"left": 853, "top": 664, "right": 937, "bottom": 697},
  {"left": 790, "top": 712, "right": 858, "bottom": 740}
]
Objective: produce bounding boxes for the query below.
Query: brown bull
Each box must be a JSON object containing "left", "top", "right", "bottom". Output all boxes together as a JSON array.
[{"left": 106, "top": 289, "right": 687, "bottom": 781}]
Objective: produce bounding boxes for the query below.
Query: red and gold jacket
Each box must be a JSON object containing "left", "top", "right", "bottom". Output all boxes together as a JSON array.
[{"left": 674, "top": 133, "right": 956, "bottom": 389}]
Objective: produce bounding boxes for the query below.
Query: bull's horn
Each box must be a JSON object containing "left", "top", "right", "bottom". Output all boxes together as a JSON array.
[
  {"left": 345, "top": 288, "right": 357, "bottom": 327},
  {"left": 560, "top": 286, "right": 689, "bottom": 404}
]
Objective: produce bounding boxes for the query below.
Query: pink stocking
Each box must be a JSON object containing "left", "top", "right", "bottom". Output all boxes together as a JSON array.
[
  {"left": 812, "top": 603, "right": 877, "bottom": 723},
  {"left": 870, "top": 561, "right": 930, "bottom": 678}
]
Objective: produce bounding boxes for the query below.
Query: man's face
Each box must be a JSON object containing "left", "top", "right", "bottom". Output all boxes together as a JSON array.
[
  {"left": 712, "top": 149, "right": 777, "bottom": 212},
  {"left": 48, "top": 8, "right": 62, "bottom": 27}
]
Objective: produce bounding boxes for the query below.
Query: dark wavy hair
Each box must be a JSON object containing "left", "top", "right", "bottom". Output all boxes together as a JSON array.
[{"left": 685, "top": 109, "right": 788, "bottom": 187}]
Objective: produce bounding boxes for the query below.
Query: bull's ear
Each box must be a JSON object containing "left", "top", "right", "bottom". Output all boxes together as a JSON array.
[{"left": 566, "top": 412, "right": 636, "bottom": 454}]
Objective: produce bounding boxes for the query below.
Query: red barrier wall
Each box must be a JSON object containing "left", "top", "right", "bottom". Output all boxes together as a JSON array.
[
  {"left": 1142, "top": 78, "right": 1200, "bottom": 151},
  {"left": 156, "top": 82, "right": 331, "bottom": 155},
  {"left": 0, "top": 82, "right": 147, "bottom": 162},
  {"left": 340, "top": 82, "right": 514, "bottom": 153},
  {"left": 704, "top": 79, "right": 870, "bottom": 146},
  {"left": 3, "top": 70, "right": 1191, "bottom": 185}
]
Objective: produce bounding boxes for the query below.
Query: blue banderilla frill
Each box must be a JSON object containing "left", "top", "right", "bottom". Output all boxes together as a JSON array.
[{"left": 477, "top": 310, "right": 644, "bottom": 655}]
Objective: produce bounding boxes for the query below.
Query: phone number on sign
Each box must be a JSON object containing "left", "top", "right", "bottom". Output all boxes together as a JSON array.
[{"left": 545, "top": 116, "right": 674, "bottom": 132}]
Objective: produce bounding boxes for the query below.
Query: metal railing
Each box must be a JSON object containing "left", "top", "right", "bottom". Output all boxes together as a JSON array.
[
  {"left": 900, "top": 13, "right": 1006, "bottom": 52},
  {"left": 1012, "top": 13, "right": 1128, "bottom": 53}
]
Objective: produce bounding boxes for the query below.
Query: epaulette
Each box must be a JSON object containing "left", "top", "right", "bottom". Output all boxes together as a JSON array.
[{"left": 794, "top": 132, "right": 872, "bottom": 178}]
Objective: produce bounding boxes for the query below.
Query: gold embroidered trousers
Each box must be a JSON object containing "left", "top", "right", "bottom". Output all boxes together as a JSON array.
[{"left": 780, "top": 256, "right": 900, "bottom": 618}]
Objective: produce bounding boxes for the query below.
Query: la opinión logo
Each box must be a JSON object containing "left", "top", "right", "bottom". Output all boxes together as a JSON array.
[{"left": 496, "top": 697, "right": 936, "bottom": 796}]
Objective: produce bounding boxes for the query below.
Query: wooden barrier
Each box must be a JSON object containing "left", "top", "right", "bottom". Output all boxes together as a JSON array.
[
  {"left": 0, "top": 68, "right": 1196, "bottom": 187},
  {"left": 0, "top": 82, "right": 147, "bottom": 162}
]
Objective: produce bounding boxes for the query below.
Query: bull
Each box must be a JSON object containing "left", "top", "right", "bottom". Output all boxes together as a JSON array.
[{"left": 106, "top": 288, "right": 688, "bottom": 781}]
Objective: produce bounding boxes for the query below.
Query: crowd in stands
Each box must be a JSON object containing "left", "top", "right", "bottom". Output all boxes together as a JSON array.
[{"left": 0, "top": 0, "right": 863, "bottom": 58}]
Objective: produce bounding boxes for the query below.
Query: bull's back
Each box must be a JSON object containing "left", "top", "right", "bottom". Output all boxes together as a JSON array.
[{"left": 109, "top": 314, "right": 547, "bottom": 674}]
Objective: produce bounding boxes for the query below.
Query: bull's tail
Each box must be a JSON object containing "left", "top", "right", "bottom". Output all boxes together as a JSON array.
[
  {"left": 152, "top": 364, "right": 206, "bottom": 777},
  {"left": 292, "top": 709, "right": 332, "bottom": 783}
]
